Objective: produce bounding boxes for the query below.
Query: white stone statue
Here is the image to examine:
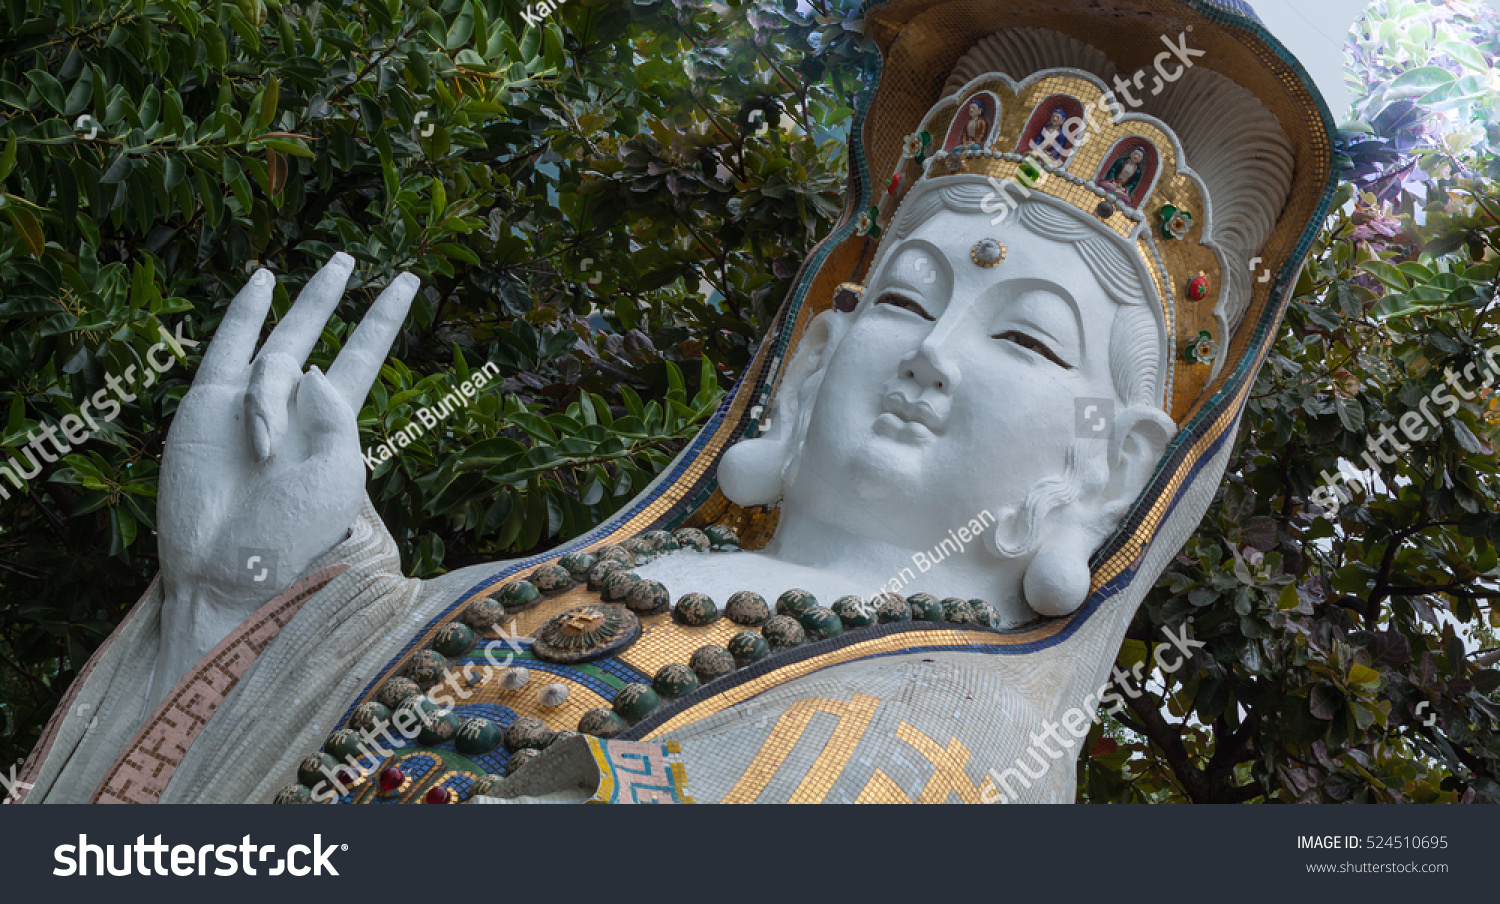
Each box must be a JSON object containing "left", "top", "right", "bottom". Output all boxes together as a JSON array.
[{"left": 20, "top": 6, "right": 1330, "bottom": 805}]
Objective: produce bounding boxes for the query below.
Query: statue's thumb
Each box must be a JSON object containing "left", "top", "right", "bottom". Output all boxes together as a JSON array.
[{"left": 296, "top": 365, "right": 357, "bottom": 460}]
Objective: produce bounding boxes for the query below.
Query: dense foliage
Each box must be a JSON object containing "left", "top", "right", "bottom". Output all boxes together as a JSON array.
[
  {"left": 0, "top": 0, "right": 872, "bottom": 765},
  {"left": 1082, "top": 0, "right": 1500, "bottom": 803}
]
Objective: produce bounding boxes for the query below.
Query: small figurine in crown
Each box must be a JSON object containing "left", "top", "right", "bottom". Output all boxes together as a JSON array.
[
  {"left": 1030, "top": 107, "right": 1073, "bottom": 160},
  {"left": 1100, "top": 145, "right": 1147, "bottom": 202}
]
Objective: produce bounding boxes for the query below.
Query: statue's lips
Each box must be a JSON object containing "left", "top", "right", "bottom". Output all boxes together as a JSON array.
[
  {"left": 881, "top": 392, "right": 943, "bottom": 433},
  {"left": 875, "top": 393, "right": 942, "bottom": 443}
]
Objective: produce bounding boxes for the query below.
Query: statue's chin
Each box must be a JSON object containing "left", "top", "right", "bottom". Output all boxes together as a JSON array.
[{"left": 845, "top": 434, "right": 923, "bottom": 502}]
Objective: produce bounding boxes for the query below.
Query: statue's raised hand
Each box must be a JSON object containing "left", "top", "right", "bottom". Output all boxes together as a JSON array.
[{"left": 151, "top": 253, "right": 417, "bottom": 702}]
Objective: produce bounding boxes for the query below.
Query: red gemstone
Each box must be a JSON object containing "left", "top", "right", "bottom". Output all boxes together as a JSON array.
[
  {"left": 336, "top": 768, "right": 359, "bottom": 787},
  {"left": 378, "top": 767, "right": 405, "bottom": 791},
  {"left": 1188, "top": 275, "right": 1209, "bottom": 301},
  {"left": 425, "top": 786, "right": 452, "bottom": 805},
  {"left": 888, "top": 173, "right": 902, "bottom": 195}
]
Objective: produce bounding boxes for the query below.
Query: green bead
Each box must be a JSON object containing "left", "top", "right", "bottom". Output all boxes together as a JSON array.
[
  {"left": 349, "top": 701, "right": 392, "bottom": 734},
  {"left": 325, "top": 729, "right": 365, "bottom": 763},
  {"left": 775, "top": 588, "right": 817, "bottom": 618},
  {"left": 578, "top": 708, "right": 627, "bottom": 738},
  {"left": 461, "top": 598, "right": 504, "bottom": 630},
  {"left": 726, "top": 591, "right": 771, "bottom": 626},
  {"left": 274, "top": 784, "right": 315, "bottom": 805},
  {"left": 530, "top": 563, "right": 573, "bottom": 592},
  {"left": 653, "top": 662, "right": 700, "bottom": 698},
  {"left": 906, "top": 593, "right": 944, "bottom": 621},
  {"left": 559, "top": 551, "right": 597, "bottom": 578},
  {"left": 406, "top": 649, "right": 448, "bottom": 686},
  {"left": 588, "top": 559, "right": 623, "bottom": 590},
  {"left": 762, "top": 614, "right": 806, "bottom": 650},
  {"left": 594, "top": 545, "right": 632, "bottom": 566},
  {"left": 625, "top": 579, "right": 671, "bottom": 614},
  {"left": 376, "top": 677, "right": 421, "bottom": 709},
  {"left": 874, "top": 593, "right": 910, "bottom": 623},
  {"left": 433, "top": 621, "right": 475, "bottom": 657},
  {"left": 833, "top": 595, "right": 877, "bottom": 628},
  {"left": 941, "top": 597, "right": 974, "bottom": 624},
  {"left": 602, "top": 570, "right": 640, "bottom": 602},
  {"left": 417, "top": 709, "right": 462, "bottom": 746},
  {"left": 612, "top": 683, "right": 661, "bottom": 723},
  {"left": 673, "top": 527, "right": 712, "bottom": 551},
  {"left": 728, "top": 631, "right": 771, "bottom": 666},
  {"left": 455, "top": 717, "right": 503, "bottom": 755},
  {"left": 689, "top": 645, "right": 736, "bottom": 683},
  {"left": 504, "top": 716, "right": 554, "bottom": 751},
  {"left": 704, "top": 523, "right": 740, "bottom": 548},
  {"left": 298, "top": 753, "right": 337, "bottom": 789},
  {"left": 969, "top": 599, "right": 1000, "bottom": 628},
  {"left": 500, "top": 580, "right": 541, "bottom": 609},
  {"left": 673, "top": 592, "right": 720, "bottom": 626},
  {"left": 799, "top": 606, "right": 843, "bottom": 641},
  {"left": 642, "top": 529, "right": 679, "bottom": 552},
  {"left": 623, "top": 536, "right": 655, "bottom": 559}
]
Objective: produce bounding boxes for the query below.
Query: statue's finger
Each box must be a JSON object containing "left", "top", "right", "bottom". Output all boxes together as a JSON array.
[
  {"left": 197, "top": 269, "right": 275, "bottom": 384},
  {"left": 244, "top": 353, "right": 302, "bottom": 464},
  {"left": 255, "top": 251, "right": 355, "bottom": 367},
  {"left": 327, "top": 271, "right": 419, "bottom": 409},
  {"left": 296, "top": 365, "right": 359, "bottom": 461}
]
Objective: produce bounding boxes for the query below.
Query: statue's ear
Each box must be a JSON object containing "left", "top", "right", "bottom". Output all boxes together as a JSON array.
[
  {"left": 718, "top": 309, "right": 851, "bottom": 506},
  {"left": 1102, "top": 405, "right": 1176, "bottom": 514}
]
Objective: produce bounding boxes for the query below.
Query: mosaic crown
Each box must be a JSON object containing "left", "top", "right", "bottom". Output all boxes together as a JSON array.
[{"left": 862, "top": 67, "right": 1230, "bottom": 422}]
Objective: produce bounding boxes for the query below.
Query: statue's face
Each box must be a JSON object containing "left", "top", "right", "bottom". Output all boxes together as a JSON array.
[
  {"left": 968, "top": 103, "right": 981, "bottom": 118},
  {"left": 1048, "top": 111, "right": 1064, "bottom": 128},
  {"left": 1128, "top": 147, "right": 1144, "bottom": 163},
  {"left": 786, "top": 203, "right": 1127, "bottom": 549}
]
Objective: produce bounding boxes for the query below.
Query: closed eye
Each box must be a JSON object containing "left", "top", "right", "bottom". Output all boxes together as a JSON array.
[
  {"left": 994, "top": 329, "right": 1072, "bottom": 369},
  {"left": 876, "top": 292, "right": 935, "bottom": 321}
]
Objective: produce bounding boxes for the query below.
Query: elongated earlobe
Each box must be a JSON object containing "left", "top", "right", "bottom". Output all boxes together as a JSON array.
[{"left": 1022, "top": 516, "right": 1097, "bottom": 617}]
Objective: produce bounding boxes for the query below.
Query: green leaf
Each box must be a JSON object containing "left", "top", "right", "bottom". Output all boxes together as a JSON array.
[{"left": 25, "top": 69, "right": 66, "bottom": 113}]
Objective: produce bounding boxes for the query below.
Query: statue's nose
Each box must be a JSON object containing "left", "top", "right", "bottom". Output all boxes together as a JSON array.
[{"left": 900, "top": 337, "right": 959, "bottom": 394}]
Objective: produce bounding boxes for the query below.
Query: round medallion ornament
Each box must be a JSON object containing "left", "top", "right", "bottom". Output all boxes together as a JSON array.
[
  {"left": 461, "top": 597, "right": 504, "bottom": 630},
  {"left": 906, "top": 593, "right": 945, "bottom": 621},
  {"left": 376, "top": 676, "right": 421, "bottom": 710},
  {"left": 625, "top": 579, "right": 672, "bottom": 614},
  {"left": 612, "top": 683, "right": 661, "bottom": 723},
  {"left": 538, "top": 683, "right": 570, "bottom": 707},
  {"left": 673, "top": 527, "right": 711, "bottom": 552},
  {"left": 406, "top": 649, "right": 448, "bottom": 686},
  {"left": 349, "top": 701, "right": 392, "bottom": 733},
  {"left": 673, "top": 592, "right": 720, "bottom": 626},
  {"left": 728, "top": 630, "right": 771, "bottom": 666},
  {"left": 653, "top": 662, "right": 700, "bottom": 698},
  {"left": 874, "top": 593, "right": 911, "bottom": 623},
  {"left": 834, "top": 595, "right": 877, "bottom": 629},
  {"left": 532, "top": 604, "right": 641, "bottom": 663},
  {"left": 798, "top": 606, "right": 843, "bottom": 641},
  {"left": 324, "top": 729, "right": 365, "bottom": 764},
  {"left": 775, "top": 589, "right": 817, "bottom": 619},
  {"left": 433, "top": 622, "right": 475, "bottom": 657},
  {"left": 558, "top": 551, "right": 597, "bottom": 578},
  {"left": 298, "top": 753, "right": 337, "bottom": 789},
  {"left": 456, "top": 717, "right": 503, "bottom": 755},
  {"left": 530, "top": 563, "right": 573, "bottom": 592},
  {"left": 499, "top": 579, "right": 541, "bottom": 610},
  {"left": 943, "top": 151, "right": 963, "bottom": 173},
  {"left": 726, "top": 591, "right": 771, "bottom": 626},
  {"left": 941, "top": 597, "right": 975, "bottom": 624},
  {"left": 274, "top": 784, "right": 314, "bottom": 805},
  {"left": 601, "top": 570, "right": 641, "bottom": 602},
  {"left": 762, "top": 615, "right": 807, "bottom": 651},
  {"left": 623, "top": 536, "right": 655, "bottom": 559},
  {"left": 689, "top": 645, "right": 736, "bottom": 684},
  {"left": 506, "top": 748, "right": 541, "bottom": 776},
  {"left": 578, "top": 708, "right": 627, "bottom": 738},
  {"left": 504, "top": 716, "right": 555, "bottom": 752},
  {"left": 499, "top": 666, "right": 531, "bottom": 690},
  {"left": 970, "top": 238, "right": 1006, "bottom": 268}
]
